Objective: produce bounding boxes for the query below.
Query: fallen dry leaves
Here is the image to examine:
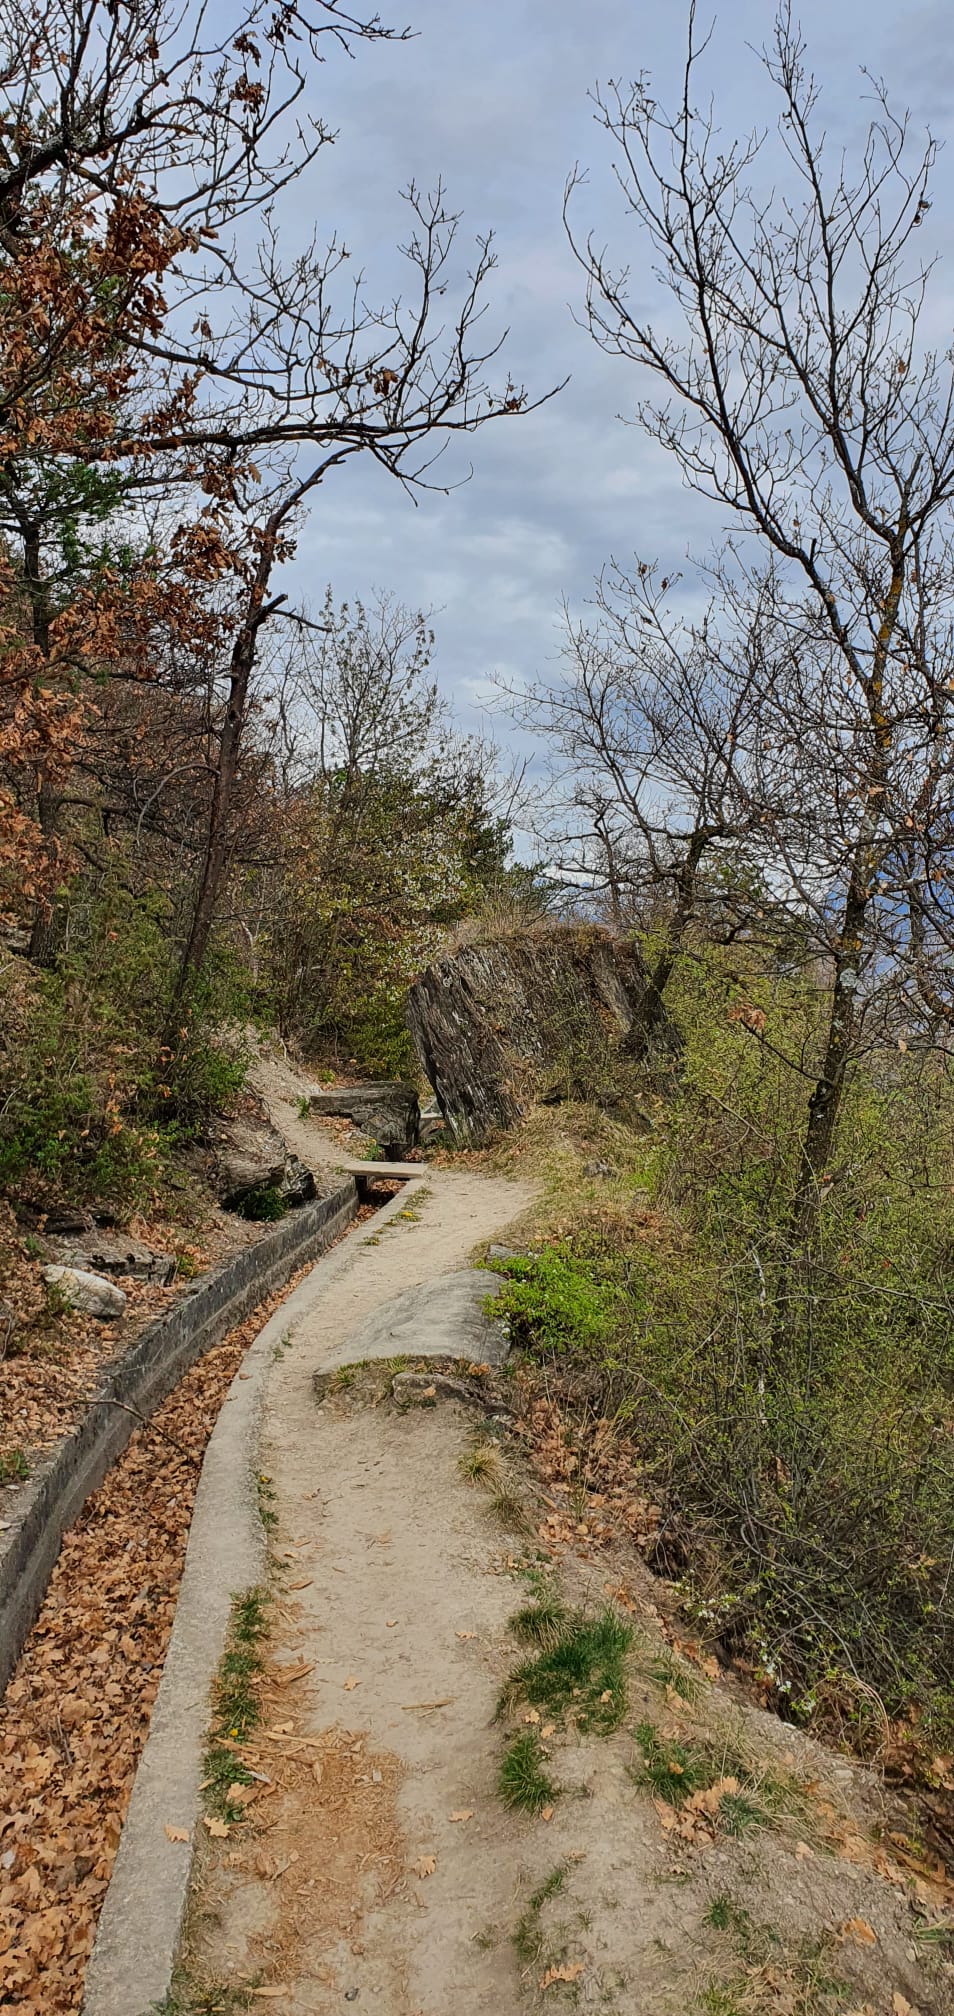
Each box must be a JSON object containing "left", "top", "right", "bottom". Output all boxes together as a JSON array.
[
  {"left": 838, "top": 1917, "right": 878, "bottom": 1946},
  {"left": 651, "top": 1776, "right": 745, "bottom": 1846},
  {"left": 0, "top": 1264, "right": 311, "bottom": 2016},
  {"left": 540, "top": 1962, "right": 583, "bottom": 1988},
  {"left": 513, "top": 1386, "right": 661, "bottom": 1560},
  {"left": 0, "top": 1200, "right": 262, "bottom": 1477},
  {"left": 188, "top": 1706, "right": 404, "bottom": 1996}
]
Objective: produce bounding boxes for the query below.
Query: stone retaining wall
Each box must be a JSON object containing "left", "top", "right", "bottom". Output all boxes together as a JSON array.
[{"left": 0, "top": 1178, "right": 358, "bottom": 1694}]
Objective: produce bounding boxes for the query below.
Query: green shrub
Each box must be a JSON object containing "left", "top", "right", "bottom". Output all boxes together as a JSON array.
[
  {"left": 489, "top": 1244, "right": 620, "bottom": 1359},
  {"left": 503, "top": 1604, "right": 633, "bottom": 1732},
  {"left": 235, "top": 1183, "right": 286, "bottom": 1222},
  {"left": 508, "top": 949, "right": 954, "bottom": 1740},
  {"left": 0, "top": 880, "right": 248, "bottom": 1214}
]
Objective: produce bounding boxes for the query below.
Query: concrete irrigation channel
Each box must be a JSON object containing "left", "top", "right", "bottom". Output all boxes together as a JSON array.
[{"left": 0, "top": 1176, "right": 368, "bottom": 1697}]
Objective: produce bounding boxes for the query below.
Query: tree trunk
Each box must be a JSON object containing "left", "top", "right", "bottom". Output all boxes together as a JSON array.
[
  {"left": 790, "top": 895, "right": 866, "bottom": 1241},
  {"left": 23, "top": 521, "right": 64, "bottom": 967},
  {"left": 173, "top": 523, "right": 280, "bottom": 1001},
  {"left": 627, "top": 827, "right": 708, "bottom": 1056}
]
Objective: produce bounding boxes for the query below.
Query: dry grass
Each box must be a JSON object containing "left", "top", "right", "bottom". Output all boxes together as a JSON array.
[
  {"left": 459, "top": 1441, "right": 502, "bottom": 1485},
  {"left": 489, "top": 1483, "right": 534, "bottom": 1535},
  {"left": 436, "top": 896, "right": 565, "bottom": 957},
  {"left": 451, "top": 1098, "right": 664, "bottom": 1251}
]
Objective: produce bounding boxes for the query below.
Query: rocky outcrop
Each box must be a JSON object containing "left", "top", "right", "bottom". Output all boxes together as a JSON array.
[
  {"left": 211, "top": 1105, "right": 315, "bottom": 1211},
  {"left": 53, "top": 1230, "right": 175, "bottom": 1285},
  {"left": 308, "top": 1082, "right": 420, "bottom": 1157},
  {"left": 406, "top": 925, "right": 652, "bottom": 1146}
]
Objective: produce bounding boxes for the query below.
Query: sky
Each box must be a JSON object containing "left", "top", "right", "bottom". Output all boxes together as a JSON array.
[{"left": 279, "top": 0, "right": 954, "bottom": 757}]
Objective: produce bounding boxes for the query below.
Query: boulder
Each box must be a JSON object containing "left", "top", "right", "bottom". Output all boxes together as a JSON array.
[
  {"left": 54, "top": 1230, "right": 175, "bottom": 1285},
  {"left": 41, "top": 1266, "right": 126, "bottom": 1320},
  {"left": 406, "top": 924, "right": 654, "bottom": 1147},
  {"left": 418, "top": 1099, "right": 446, "bottom": 1148},
  {"left": 308, "top": 1082, "right": 420, "bottom": 1157},
  {"left": 211, "top": 1109, "right": 316, "bottom": 1211}
]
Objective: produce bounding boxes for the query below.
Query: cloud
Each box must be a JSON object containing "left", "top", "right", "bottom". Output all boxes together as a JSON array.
[{"left": 276, "top": 0, "right": 954, "bottom": 758}]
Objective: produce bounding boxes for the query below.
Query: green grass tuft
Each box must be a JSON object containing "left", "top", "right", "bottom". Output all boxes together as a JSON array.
[
  {"left": 255, "top": 1471, "right": 278, "bottom": 1533},
  {"left": 203, "top": 1587, "right": 269, "bottom": 1820},
  {"left": 0, "top": 1447, "right": 29, "bottom": 1486},
  {"left": 643, "top": 1646, "right": 702, "bottom": 1703},
  {"left": 633, "top": 1720, "right": 715, "bottom": 1804},
  {"left": 699, "top": 1905, "right": 848, "bottom": 2014},
  {"left": 508, "top": 1593, "right": 567, "bottom": 1645},
  {"left": 704, "top": 1895, "right": 735, "bottom": 1933},
  {"left": 633, "top": 1722, "right": 796, "bottom": 1837},
  {"left": 505, "top": 1604, "right": 633, "bottom": 1733},
  {"left": 513, "top": 1863, "right": 569, "bottom": 1967},
  {"left": 498, "top": 1730, "right": 560, "bottom": 1815}
]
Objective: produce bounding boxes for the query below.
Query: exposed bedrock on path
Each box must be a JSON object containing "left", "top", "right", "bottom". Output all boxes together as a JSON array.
[{"left": 313, "top": 1268, "right": 508, "bottom": 1374}]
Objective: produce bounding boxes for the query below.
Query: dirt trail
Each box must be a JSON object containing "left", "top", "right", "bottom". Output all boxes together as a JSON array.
[
  {"left": 186, "top": 1124, "right": 952, "bottom": 2016},
  {"left": 190, "top": 1155, "right": 542, "bottom": 2012}
]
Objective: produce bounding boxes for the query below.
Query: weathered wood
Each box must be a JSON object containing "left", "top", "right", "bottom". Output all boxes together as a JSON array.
[{"left": 406, "top": 925, "right": 651, "bottom": 1145}]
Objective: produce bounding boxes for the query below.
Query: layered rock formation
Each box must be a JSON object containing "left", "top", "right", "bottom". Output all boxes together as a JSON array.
[{"left": 407, "top": 925, "right": 651, "bottom": 1146}]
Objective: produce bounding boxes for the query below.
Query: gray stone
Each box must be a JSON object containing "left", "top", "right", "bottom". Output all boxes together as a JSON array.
[
  {"left": 582, "top": 1158, "right": 616, "bottom": 1179},
  {"left": 391, "top": 1370, "right": 514, "bottom": 1417},
  {"left": 55, "top": 1231, "right": 175, "bottom": 1285},
  {"left": 406, "top": 924, "right": 659, "bottom": 1147},
  {"left": 418, "top": 1104, "right": 446, "bottom": 1147},
  {"left": 278, "top": 1153, "right": 315, "bottom": 1209},
  {"left": 308, "top": 1081, "right": 421, "bottom": 1156},
  {"left": 42, "top": 1206, "right": 94, "bottom": 1236},
  {"left": 41, "top": 1265, "right": 126, "bottom": 1320},
  {"left": 214, "top": 1115, "right": 285, "bottom": 1200},
  {"left": 314, "top": 1268, "right": 508, "bottom": 1374},
  {"left": 212, "top": 1111, "right": 316, "bottom": 1211}
]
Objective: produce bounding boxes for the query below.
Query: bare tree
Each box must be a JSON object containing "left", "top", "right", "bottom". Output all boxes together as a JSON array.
[
  {"left": 281, "top": 590, "right": 438, "bottom": 790},
  {"left": 171, "top": 180, "right": 539, "bottom": 995},
  {"left": 0, "top": 0, "right": 405, "bottom": 232},
  {"left": 249, "top": 591, "right": 514, "bottom": 1059},
  {"left": 566, "top": 3, "right": 954, "bottom": 1233},
  {"left": 511, "top": 561, "right": 774, "bottom": 1045},
  {"left": 0, "top": 0, "right": 556, "bottom": 976}
]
